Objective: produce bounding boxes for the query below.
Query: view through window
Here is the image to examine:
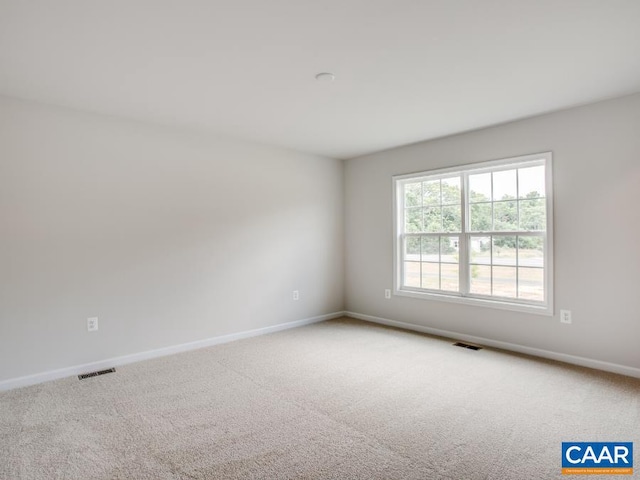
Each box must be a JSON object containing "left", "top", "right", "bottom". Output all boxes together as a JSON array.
[{"left": 394, "top": 152, "right": 553, "bottom": 314}]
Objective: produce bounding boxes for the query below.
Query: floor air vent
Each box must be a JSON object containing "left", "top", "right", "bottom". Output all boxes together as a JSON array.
[
  {"left": 453, "top": 342, "right": 483, "bottom": 351},
  {"left": 78, "top": 368, "right": 116, "bottom": 380}
]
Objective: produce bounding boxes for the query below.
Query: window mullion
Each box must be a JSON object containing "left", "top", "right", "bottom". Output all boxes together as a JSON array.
[{"left": 460, "top": 172, "right": 470, "bottom": 296}]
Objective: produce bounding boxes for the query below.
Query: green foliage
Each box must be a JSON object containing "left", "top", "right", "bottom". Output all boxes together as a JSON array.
[
  {"left": 471, "top": 264, "right": 480, "bottom": 278},
  {"left": 406, "top": 236, "right": 421, "bottom": 255},
  {"left": 493, "top": 235, "right": 516, "bottom": 248},
  {"left": 519, "top": 194, "right": 545, "bottom": 231},
  {"left": 518, "top": 235, "right": 543, "bottom": 251},
  {"left": 470, "top": 189, "right": 490, "bottom": 203},
  {"left": 470, "top": 203, "right": 491, "bottom": 231},
  {"left": 423, "top": 180, "right": 440, "bottom": 205},
  {"left": 440, "top": 237, "right": 457, "bottom": 254},
  {"left": 405, "top": 180, "right": 545, "bottom": 235},
  {"left": 494, "top": 198, "right": 517, "bottom": 231},
  {"left": 404, "top": 179, "right": 461, "bottom": 234},
  {"left": 468, "top": 190, "right": 545, "bottom": 233},
  {"left": 424, "top": 207, "right": 442, "bottom": 233},
  {"left": 405, "top": 235, "right": 459, "bottom": 260},
  {"left": 404, "top": 183, "right": 421, "bottom": 207},
  {"left": 421, "top": 236, "right": 439, "bottom": 256},
  {"left": 405, "top": 207, "right": 423, "bottom": 233}
]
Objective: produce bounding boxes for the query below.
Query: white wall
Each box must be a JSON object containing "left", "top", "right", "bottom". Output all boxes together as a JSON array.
[
  {"left": 345, "top": 93, "right": 640, "bottom": 371},
  {"left": 0, "top": 96, "right": 344, "bottom": 383},
  {"left": 3, "top": 92, "right": 639, "bottom": 385}
]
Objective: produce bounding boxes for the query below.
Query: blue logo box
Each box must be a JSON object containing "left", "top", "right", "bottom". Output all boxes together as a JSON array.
[{"left": 562, "top": 442, "right": 633, "bottom": 469}]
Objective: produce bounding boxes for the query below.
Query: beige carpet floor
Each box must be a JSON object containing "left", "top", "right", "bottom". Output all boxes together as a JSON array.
[{"left": 1, "top": 317, "right": 638, "bottom": 479}]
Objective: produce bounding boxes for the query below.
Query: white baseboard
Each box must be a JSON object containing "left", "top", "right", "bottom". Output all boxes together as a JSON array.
[
  {"left": 0, "top": 311, "right": 346, "bottom": 392},
  {"left": 346, "top": 311, "right": 640, "bottom": 379}
]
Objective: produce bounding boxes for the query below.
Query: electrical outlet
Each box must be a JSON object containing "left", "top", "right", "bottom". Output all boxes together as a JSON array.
[
  {"left": 292, "top": 290, "right": 299, "bottom": 301},
  {"left": 560, "top": 310, "right": 572, "bottom": 324},
  {"left": 384, "top": 289, "right": 391, "bottom": 299},
  {"left": 87, "top": 317, "right": 99, "bottom": 332}
]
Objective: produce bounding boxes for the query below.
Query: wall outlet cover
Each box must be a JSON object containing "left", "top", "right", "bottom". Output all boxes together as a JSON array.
[{"left": 87, "top": 317, "right": 99, "bottom": 332}]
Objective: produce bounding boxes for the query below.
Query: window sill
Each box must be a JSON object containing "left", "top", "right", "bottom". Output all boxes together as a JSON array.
[{"left": 394, "top": 288, "right": 553, "bottom": 316}]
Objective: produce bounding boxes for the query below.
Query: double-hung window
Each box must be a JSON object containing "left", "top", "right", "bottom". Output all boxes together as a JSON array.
[{"left": 393, "top": 152, "right": 553, "bottom": 315}]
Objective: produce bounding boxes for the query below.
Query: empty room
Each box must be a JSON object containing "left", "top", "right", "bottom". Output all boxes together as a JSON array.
[{"left": 1, "top": 1, "right": 639, "bottom": 479}]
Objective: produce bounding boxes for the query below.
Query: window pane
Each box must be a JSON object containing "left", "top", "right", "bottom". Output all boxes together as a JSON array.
[
  {"left": 493, "top": 236, "right": 517, "bottom": 266},
  {"left": 518, "top": 267, "right": 544, "bottom": 301},
  {"left": 404, "top": 182, "right": 421, "bottom": 207},
  {"left": 470, "top": 265, "right": 491, "bottom": 295},
  {"left": 469, "top": 173, "right": 491, "bottom": 203},
  {"left": 493, "top": 266, "right": 517, "bottom": 298},
  {"left": 405, "top": 208, "right": 423, "bottom": 233},
  {"left": 421, "top": 236, "right": 439, "bottom": 262},
  {"left": 422, "top": 180, "right": 440, "bottom": 206},
  {"left": 442, "top": 205, "right": 461, "bottom": 232},
  {"left": 518, "top": 236, "right": 544, "bottom": 267},
  {"left": 442, "top": 177, "right": 461, "bottom": 204},
  {"left": 395, "top": 155, "right": 550, "bottom": 311},
  {"left": 440, "top": 236, "right": 459, "bottom": 264},
  {"left": 493, "top": 201, "right": 517, "bottom": 231},
  {"left": 519, "top": 198, "right": 546, "bottom": 231},
  {"left": 441, "top": 263, "right": 459, "bottom": 292},
  {"left": 470, "top": 236, "right": 491, "bottom": 265},
  {"left": 493, "top": 169, "right": 517, "bottom": 201},
  {"left": 423, "top": 207, "right": 442, "bottom": 233},
  {"left": 518, "top": 165, "right": 545, "bottom": 199},
  {"left": 470, "top": 203, "right": 492, "bottom": 231},
  {"left": 421, "top": 262, "right": 439, "bottom": 290},
  {"left": 405, "top": 236, "right": 421, "bottom": 261},
  {"left": 404, "top": 262, "right": 420, "bottom": 288}
]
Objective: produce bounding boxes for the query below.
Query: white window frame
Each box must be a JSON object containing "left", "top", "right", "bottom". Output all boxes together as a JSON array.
[{"left": 393, "top": 152, "right": 554, "bottom": 316}]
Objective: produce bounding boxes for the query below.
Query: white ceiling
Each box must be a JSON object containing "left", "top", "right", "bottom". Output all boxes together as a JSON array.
[{"left": 1, "top": 1, "right": 639, "bottom": 159}]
